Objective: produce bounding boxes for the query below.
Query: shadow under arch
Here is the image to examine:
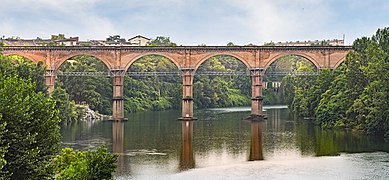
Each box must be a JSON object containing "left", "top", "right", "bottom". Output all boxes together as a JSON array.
[
  {"left": 55, "top": 53, "right": 113, "bottom": 71},
  {"left": 123, "top": 53, "right": 181, "bottom": 72},
  {"left": 263, "top": 53, "right": 319, "bottom": 74},
  {"left": 194, "top": 53, "right": 251, "bottom": 73}
]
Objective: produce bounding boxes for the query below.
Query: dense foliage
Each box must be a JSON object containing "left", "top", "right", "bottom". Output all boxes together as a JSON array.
[
  {"left": 0, "top": 54, "right": 118, "bottom": 179},
  {"left": 194, "top": 56, "right": 251, "bottom": 108},
  {"left": 124, "top": 55, "right": 182, "bottom": 113},
  {"left": 264, "top": 55, "right": 316, "bottom": 105},
  {"left": 284, "top": 27, "right": 389, "bottom": 138},
  {"left": 0, "top": 73, "right": 61, "bottom": 179},
  {"left": 52, "top": 146, "right": 117, "bottom": 180},
  {"left": 0, "top": 55, "right": 46, "bottom": 92},
  {"left": 0, "top": 116, "right": 7, "bottom": 176},
  {"left": 57, "top": 55, "right": 113, "bottom": 115}
]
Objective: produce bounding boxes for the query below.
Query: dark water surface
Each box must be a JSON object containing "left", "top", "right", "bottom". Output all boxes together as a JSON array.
[{"left": 61, "top": 106, "right": 389, "bottom": 180}]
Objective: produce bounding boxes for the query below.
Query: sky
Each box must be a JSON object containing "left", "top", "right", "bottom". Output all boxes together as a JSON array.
[{"left": 0, "top": 0, "right": 388, "bottom": 45}]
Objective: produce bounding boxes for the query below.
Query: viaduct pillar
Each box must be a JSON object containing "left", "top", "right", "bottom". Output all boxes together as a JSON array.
[
  {"left": 249, "top": 68, "right": 265, "bottom": 121},
  {"left": 112, "top": 69, "right": 125, "bottom": 121},
  {"left": 45, "top": 69, "right": 55, "bottom": 93},
  {"left": 181, "top": 68, "right": 195, "bottom": 120}
]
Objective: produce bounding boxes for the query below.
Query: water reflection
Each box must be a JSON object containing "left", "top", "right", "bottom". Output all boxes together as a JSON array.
[
  {"left": 180, "top": 121, "right": 195, "bottom": 170},
  {"left": 59, "top": 108, "right": 389, "bottom": 179},
  {"left": 112, "top": 122, "right": 130, "bottom": 176},
  {"left": 249, "top": 121, "right": 264, "bottom": 161}
]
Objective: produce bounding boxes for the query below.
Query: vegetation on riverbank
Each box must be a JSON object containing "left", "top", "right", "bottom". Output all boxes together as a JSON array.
[
  {"left": 52, "top": 146, "right": 117, "bottom": 180},
  {"left": 0, "top": 54, "right": 117, "bottom": 179},
  {"left": 283, "top": 27, "right": 389, "bottom": 138}
]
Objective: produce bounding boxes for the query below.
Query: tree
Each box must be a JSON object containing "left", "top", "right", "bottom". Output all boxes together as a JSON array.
[
  {"left": 0, "top": 55, "right": 47, "bottom": 92},
  {"left": 227, "top": 42, "right": 237, "bottom": 46},
  {"left": 85, "top": 146, "right": 118, "bottom": 180},
  {"left": 0, "top": 74, "right": 61, "bottom": 179},
  {"left": 51, "top": 34, "right": 66, "bottom": 40},
  {"left": 285, "top": 27, "right": 389, "bottom": 139},
  {"left": 52, "top": 146, "right": 117, "bottom": 180},
  {"left": 57, "top": 55, "right": 112, "bottom": 115},
  {"left": 0, "top": 116, "right": 8, "bottom": 175},
  {"left": 147, "top": 36, "right": 177, "bottom": 46},
  {"left": 51, "top": 87, "right": 79, "bottom": 125},
  {"left": 106, "top": 35, "right": 126, "bottom": 42}
]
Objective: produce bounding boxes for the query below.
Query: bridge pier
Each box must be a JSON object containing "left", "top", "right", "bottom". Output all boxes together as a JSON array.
[
  {"left": 180, "top": 68, "right": 196, "bottom": 120},
  {"left": 112, "top": 69, "right": 125, "bottom": 121},
  {"left": 45, "top": 69, "right": 55, "bottom": 93},
  {"left": 248, "top": 68, "right": 265, "bottom": 121}
]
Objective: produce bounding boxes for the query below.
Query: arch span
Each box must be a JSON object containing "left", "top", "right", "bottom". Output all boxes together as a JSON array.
[
  {"left": 334, "top": 56, "right": 347, "bottom": 69},
  {"left": 2, "top": 52, "right": 44, "bottom": 64},
  {"left": 123, "top": 53, "right": 181, "bottom": 72},
  {"left": 55, "top": 53, "right": 113, "bottom": 71},
  {"left": 263, "top": 53, "right": 319, "bottom": 74},
  {"left": 194, "top": 53, "right": 251, "bottom": 73}
]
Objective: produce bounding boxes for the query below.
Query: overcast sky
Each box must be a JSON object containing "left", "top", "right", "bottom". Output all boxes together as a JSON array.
[{"left": 0, "top": 0, "right": 388, "bottom": 45}]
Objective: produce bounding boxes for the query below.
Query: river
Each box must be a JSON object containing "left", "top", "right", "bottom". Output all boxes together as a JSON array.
[{"left": 60, "top": 106, "right": 389, "bottom": 180}]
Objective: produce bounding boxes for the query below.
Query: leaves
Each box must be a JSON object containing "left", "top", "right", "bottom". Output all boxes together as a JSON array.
[
  {"left": 0, "top": 73, "right": 61, "bottom": 179},
  {"left": 288, "top": 27, "right": 389, "bottom": 139},
  {"left": 52, "top": 146, "right": 117, "bottom": 180}
]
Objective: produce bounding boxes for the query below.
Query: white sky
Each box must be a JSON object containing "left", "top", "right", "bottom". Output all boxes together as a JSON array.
[{"left": 0, "top": 0, "right": 388, "bottom": 45}]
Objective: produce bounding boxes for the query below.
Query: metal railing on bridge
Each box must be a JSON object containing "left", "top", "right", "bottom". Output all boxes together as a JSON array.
[{"left": 56, "top": 71, "right": 318, "bottom": 77}]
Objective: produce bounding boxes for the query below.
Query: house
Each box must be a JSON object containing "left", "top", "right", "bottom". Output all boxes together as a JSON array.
[{"left": 128, "top": 35, "right": 151, "bottom": 46}]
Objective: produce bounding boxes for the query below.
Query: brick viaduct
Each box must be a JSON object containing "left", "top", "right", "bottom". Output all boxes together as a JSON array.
[{"left": 1, "top": 46, "right": 351, "bottom": 121}]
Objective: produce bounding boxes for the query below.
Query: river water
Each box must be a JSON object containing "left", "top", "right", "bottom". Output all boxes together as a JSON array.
[{"left": 60, "top": 106, "right": 389, "bottom": 180}]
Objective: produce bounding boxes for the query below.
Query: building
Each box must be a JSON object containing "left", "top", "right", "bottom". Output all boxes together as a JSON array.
[
  {"left": 0, "top": 36, "right": 79, "bottom": 46},
  {"left": 0, "top": 35, "right": 151, "bottom": 46},
  {"left": 128, "top": 35, "right": 151, "bottom": 46},
  {"left": 273, "top": 39, "right": 344, "bottom": 46}
]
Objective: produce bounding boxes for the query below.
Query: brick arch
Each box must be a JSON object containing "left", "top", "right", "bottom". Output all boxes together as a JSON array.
[
  {"left": 123, "top": 53, "right": 181, "bottom": 72},
  {"left": 2, "top": 52, "right": 45, "bottom": 64},
  {"left": 263, "top": 53, "right": 320, "bottom": 74},
  {"left": 334, "top": 56, "right": 347, "bottom": 69},
  {"left": 194, "top": 53, "right": 251, "bottom": 73},
  {"left": 54, "top": 53, "right": 113, "bottom": 71}
]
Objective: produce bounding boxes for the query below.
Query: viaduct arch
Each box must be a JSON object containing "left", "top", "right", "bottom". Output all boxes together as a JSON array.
[{"left": 1, "top": 46, "right": 351, "bottom": 121}]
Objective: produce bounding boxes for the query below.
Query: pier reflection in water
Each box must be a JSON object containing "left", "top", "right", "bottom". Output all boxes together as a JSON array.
[
  {"left": 180, "top": 121, "right": 195, "bottom": 170},
  {"left": 249, "top": 121, "right": 264, "bottom": 161},
  {"left": 112, "top": 122, "right": 130, "bottom": 176},
  {"left": 60, "top": 108, "right": 389, "bottom": 179}
]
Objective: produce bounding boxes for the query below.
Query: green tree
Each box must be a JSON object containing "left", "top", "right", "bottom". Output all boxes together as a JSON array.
[
  {"left": 57, "top": 55, "right": 112, "bottom": 115},
  {"left": 284, "top": 27, "right": 389, "bottom": 139},
  {"left": 0, "top": 55, "right": 46, "bottom": 92},
  {"left": 147, "top": 36, "right": 177, "bottom": 46},
  {"left": 0, "top": 74, "right": 61, "bottom": 179},
  {"left": 52, "top": 146, "right": 117, "bottom": 180},
  {"left": 52, "top": 87, "right": 79, "bottom": 125},
  {"left": 0, "top": 116, "right": 8, "bottom": 176},
  {"left": 106, "top": 35, "right": 126, "bottom": 42},
  {"left": 52, "top": 148, "right": 88, "bottom": 180}
]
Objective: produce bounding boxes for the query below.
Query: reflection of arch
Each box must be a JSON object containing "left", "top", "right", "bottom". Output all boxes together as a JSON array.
[
  {"left": 55, "top": 53, "right": 112, "bottom": 71},
  {"left": 124, "top": 53, "right": 180, "bottom": 72},
  {"left": 264, "top": 53, "right": 319, "bottom": 74},
  {"left": 2, "top": 53, "right": 43, "bottom": 64},
  {"left": 194, "top": 53, "right": 251, "bottom": 73}
]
